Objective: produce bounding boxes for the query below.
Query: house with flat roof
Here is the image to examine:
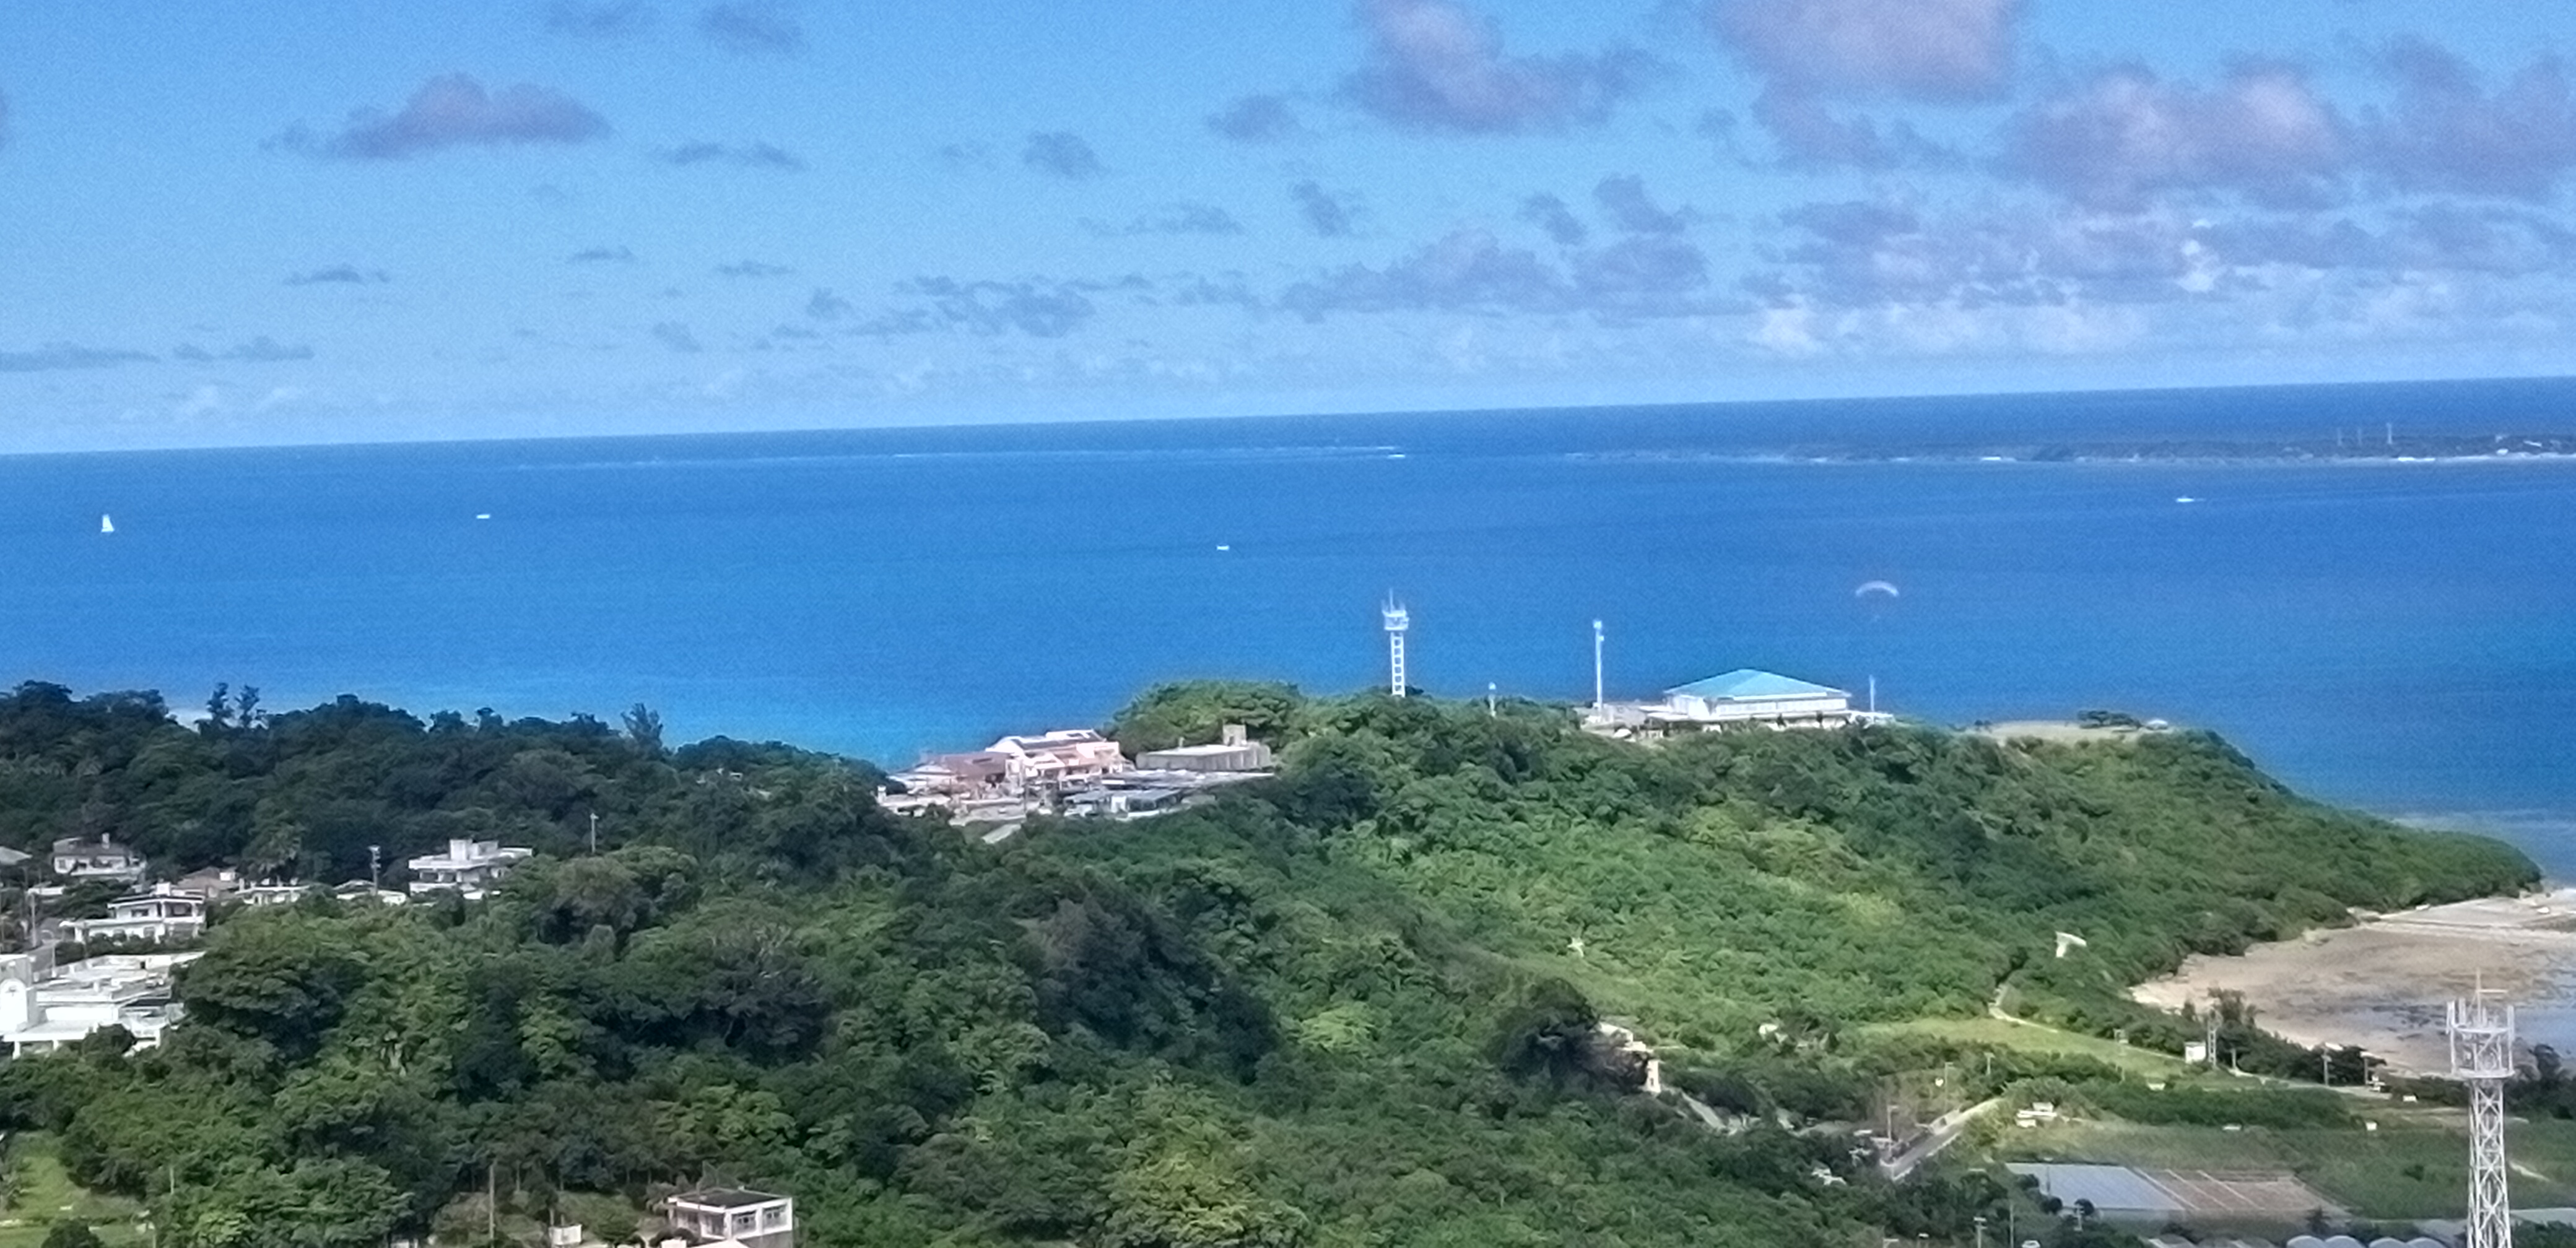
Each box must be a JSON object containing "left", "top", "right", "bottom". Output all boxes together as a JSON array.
[
  {"left": 50, "top": 834, "right": 145, "bottom": 883},
  {"left": 406, "top": 838, "right": 533, "bottom": 901},
  {"left": 61, "top": 883, "right": 207, "bottom": 945},
  {"left": 661, "top": 1188, "right": 793, "bottom": 1248},
  {"left": 0, "top": 951, "right": 202, "bottom": 1055}
]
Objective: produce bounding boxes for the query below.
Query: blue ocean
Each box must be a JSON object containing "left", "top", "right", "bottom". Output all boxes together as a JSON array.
[{"left": 4, "top": 376, "right": 2574, "bottom": 875}]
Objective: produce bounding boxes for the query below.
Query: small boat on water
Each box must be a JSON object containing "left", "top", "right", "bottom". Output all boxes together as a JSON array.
[{"left": 99, "top": 514, "right": 114, "bottom": 534}]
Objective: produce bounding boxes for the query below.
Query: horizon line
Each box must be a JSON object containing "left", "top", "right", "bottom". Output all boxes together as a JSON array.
[{"left": 6, "top": 370, "right": 2575, "bottom": 460}]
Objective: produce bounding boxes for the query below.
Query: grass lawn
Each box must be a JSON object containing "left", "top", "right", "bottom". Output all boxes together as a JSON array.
[
  {"left": 1868, "top": 1015, "right": 2200, "bottom": 1078},
  {"left": 1991, "top": 1114, "right": 2576, "bottom": 1221},
  {"left": 0, "top": 1135, "right": 148, "bottom": 1248}
]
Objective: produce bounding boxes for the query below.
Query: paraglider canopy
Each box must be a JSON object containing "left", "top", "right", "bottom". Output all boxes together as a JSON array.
[{"left": 1854, "top": 580, "right": 1899, "bottom": 600}]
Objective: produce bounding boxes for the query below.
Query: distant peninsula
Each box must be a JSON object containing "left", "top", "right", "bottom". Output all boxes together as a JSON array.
[{"left": 1579, "top": 430, "right": 2576, "bottom": 466}]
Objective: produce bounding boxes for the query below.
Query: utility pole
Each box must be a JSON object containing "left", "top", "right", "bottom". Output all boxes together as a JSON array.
[
  {"left": 368, "top": 844, "right": 381, "bottom": 893},
  {"left": 588, "top": 810, "right": 599, "bottom": 855},
  {"left": 1973, "top": 1215, "right": 1986, "bottom": 1248}
]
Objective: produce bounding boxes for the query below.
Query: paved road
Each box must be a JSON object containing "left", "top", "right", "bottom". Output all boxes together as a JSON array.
[{"left": 1882, "top": 1096, "right": 2003, "bottom": 1181}]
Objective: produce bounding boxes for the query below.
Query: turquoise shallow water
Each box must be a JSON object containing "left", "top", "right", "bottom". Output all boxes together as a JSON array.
[{"left": 3, "top": 378, "right": 2572, "bottom": 873}]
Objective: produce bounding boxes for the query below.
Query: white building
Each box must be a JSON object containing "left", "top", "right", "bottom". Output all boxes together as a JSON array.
[
  {"left": 405, "top": 838, "right": 533, "bottom": 900},
  {"left": 1655, "top": 670, "right": 1859, "bottom": 726},
  {"left": 0, "top": 951, "right": 201, "bottom": 1056},
  {"left": 50, "top": 834, "right": 145, "bottom": 883},
  {"left": 60, "top": 883, "right": 207, "bottom": 945},
  {"left": 663, "top": 1189, "right": 793, "bottom": 1248},
  {"left": 235, "top": 882, "right": 319, "bottom": 908},
  {"left": 986, "top": 729, "right": 1130, "bottom": 791}
]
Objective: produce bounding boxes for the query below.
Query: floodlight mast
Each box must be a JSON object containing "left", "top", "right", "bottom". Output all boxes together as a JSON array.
[
  {"left": 2451, "top": 988, "right": 2515, "bottom": 1248},
  {"left": 1382, "top": 597, "right": 1409, "bottom": 698}
]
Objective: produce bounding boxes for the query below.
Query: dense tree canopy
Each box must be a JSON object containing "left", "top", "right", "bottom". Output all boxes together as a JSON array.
[{"left": 0, "top": 680, "right": 2533, "bottom": 1246}]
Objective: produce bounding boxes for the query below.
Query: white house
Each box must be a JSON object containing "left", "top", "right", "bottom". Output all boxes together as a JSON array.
[
  {"left": 234, "top": 882, "right": 320, "bottom": 908},
  {"left": 663, "top": 1188, "right": 793, "bottom": 1248},
  {"left": 1653, "top": 670, "right": 1863, "bottom": 728},
  {"left": 406, "top": 839, "right": 534, "bottom": 900},
  {"left": 60, "top": 883, "right": 207, "bottom": 945},
  {"left": 0, "top": 952, "right": 201, "bottom": 1056},
  {"left": 986, "top": 730, "right": 1129, "bottom": 791},
  {"left": 50, "top": 834, "right": 145, "bottom": 883}
]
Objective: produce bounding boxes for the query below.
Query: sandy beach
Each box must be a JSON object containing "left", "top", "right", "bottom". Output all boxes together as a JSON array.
[{"left": 2131, "top": 889, "right": 2576, "bottom": 1074}]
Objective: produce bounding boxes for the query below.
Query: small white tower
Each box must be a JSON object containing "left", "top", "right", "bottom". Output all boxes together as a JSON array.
[
  {"left": 1591, "top": 619, "right": 1606, "bottom": 711},
  {"left": 2450, "top": 988, "right": 2515, "bottom": 1248},
  {"left": 1382, "top": 597, "right": 1410, "bottom": 698}
]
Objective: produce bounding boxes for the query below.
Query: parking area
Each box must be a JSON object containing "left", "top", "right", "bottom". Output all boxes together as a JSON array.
[{"left": 2008, "top": 1163, "right": 2341, "bottom": 1220}]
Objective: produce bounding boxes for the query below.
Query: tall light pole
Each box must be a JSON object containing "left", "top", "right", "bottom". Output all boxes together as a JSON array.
[{"left": 1591, "top": 619, "right": 1605, "bottom": 711}]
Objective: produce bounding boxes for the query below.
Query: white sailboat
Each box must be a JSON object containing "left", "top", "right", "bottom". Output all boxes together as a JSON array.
[{"left": 99, "top": 513, "right": 114, "bottom": 534}]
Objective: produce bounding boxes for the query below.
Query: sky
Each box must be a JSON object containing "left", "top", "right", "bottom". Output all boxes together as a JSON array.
[{"left": 3, "top": 0, "right": 2575, "bottom": 451}]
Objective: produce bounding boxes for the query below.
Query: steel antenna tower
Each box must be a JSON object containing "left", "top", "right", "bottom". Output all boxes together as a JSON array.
[
  {"left": 2451, "top": 987, "right": 2515, "bottom": 1248},
  {"left": 1382, "top": 597, "right": 1410, "bottom": 698}
]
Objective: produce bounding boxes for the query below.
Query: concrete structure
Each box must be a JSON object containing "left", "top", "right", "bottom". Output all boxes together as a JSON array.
[
  {"left": 900, "top": 752, "right": 1015, "bottom": 797},
  {"left": 0, "top": 951, "right": 200, "bottom": 1055},
  {"left": 61, "top": 883, "right": 207, "bottom": 945},
  {"left": 1136, "top": 725, "right": 1274, "bottom": 773},
  {"left": 331, "top": 880, "right": 409, "bottom": 906},
  {"left": 50, "top": 834, "right": 145, "bottom": 883},
  {"left": 663, "top": 1189, "right": 793, "bottom": 1248},
  {"left": 1063, "top": 787, "right": 1185, "bottom": 819},
  {"left": 406, "top": 838, "right": 533, "bottom": 900}
]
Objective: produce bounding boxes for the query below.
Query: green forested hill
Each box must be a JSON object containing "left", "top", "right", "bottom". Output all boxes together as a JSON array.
[{"left": 0, "top": 681, "right": 2533, "bottom": 1247}]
